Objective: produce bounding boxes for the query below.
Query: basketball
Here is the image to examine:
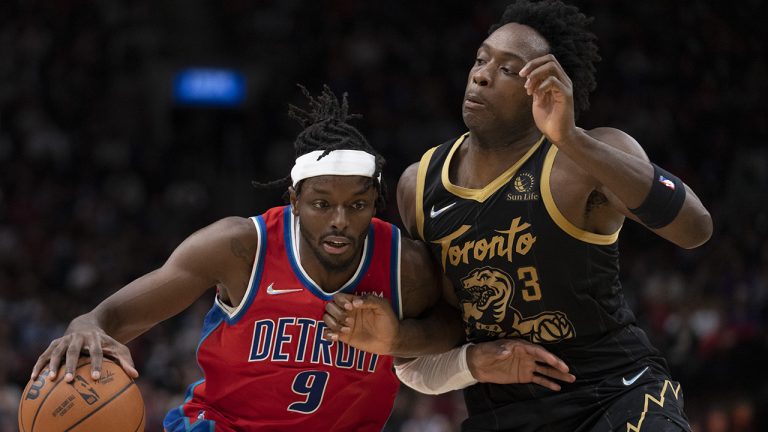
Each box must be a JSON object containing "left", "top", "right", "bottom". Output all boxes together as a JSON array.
[
  {"left": 536, "top": 314, "right": 575, "bottom": 343},
  {"left": 18, "top": 357, "right": 145, "bottom": 432}
]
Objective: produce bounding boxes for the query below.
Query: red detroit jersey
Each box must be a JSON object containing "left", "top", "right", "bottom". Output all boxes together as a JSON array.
[{"left": 164, "top": 206, "right": 403, "bottom": 432}]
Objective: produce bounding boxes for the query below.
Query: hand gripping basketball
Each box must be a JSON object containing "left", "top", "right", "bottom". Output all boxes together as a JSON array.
[
  {"left": 20, "top": 357, "right": 145, "bottom": 432},
  {"left": 30, "top": 323, "right": 138, "bottom": 384}
]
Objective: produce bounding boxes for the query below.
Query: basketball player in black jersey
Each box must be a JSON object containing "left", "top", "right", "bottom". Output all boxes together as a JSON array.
[{"left": 323, "top": 1, "right": 712, "bottom": 431}]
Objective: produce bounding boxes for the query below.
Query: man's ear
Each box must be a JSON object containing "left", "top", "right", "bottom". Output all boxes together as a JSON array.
[{"left": 288, "top": 186, "right": 299, "bottom": 215}]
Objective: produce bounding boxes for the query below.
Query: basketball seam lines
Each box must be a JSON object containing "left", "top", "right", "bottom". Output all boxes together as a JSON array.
[
  {"left": 63, "top": 381, "right": 136, "bottom": 432},
  {"left": 132, "top": 403, "right": 145, "bottom": 432},
  {"left": 29, "top": 361, "right": 85, "bottom": 432}
]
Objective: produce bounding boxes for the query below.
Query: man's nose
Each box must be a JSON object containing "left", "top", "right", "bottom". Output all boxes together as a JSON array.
[
  {"left": 472, "top": 65, "right": 491, "bottom": 86},
  {"left": 330, "top": 206, "right": 349, "bottom": 231}
]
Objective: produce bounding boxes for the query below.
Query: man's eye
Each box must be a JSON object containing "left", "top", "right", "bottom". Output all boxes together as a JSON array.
[
  {"left": 312, "top": 201, "right": 328, "bottom": 209},
  {"left": 501, "top": 67, "right": 518, "bottom": 76}
]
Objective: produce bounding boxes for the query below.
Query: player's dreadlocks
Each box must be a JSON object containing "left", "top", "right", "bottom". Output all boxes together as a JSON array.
[
  {"left": 490, "top": 0, "right": 600, "bottom": 118},
  {"left": 253, "top": 85, "right": 387, "bottom": 211}
]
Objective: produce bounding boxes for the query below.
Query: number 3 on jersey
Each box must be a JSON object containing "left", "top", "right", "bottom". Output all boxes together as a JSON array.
[
  {"left": 517, "top": 266, "right": 541, "bottom": 301},
  {"left": 288, "top": 370, "right": 329, "bottom": 414}
]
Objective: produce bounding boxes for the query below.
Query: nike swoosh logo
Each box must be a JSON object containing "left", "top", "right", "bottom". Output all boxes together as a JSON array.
[
  {"left": 622, "top": 366, "right": 649, "bottom": 386},
  {"left": 266, "top": 283, "right": 302, "bottom": 295},
  {"left": 430, "top": 202, "right": 456, "bottom": 218}
]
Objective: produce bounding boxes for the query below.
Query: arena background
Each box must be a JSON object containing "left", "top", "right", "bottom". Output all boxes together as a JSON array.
[{"left": 1, "top": 1, "right": 766, "bottom": 431}]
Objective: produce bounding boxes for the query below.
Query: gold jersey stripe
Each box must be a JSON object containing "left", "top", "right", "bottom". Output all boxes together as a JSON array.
[
  {"left": 541, "top": 145, "right": 621, "bottom": 245},
  {"left": 441, "top": 134, "right": 545, "bottom": 202},
  {"left": 415, "top": 146, "right": 438, "bottom": 241}
]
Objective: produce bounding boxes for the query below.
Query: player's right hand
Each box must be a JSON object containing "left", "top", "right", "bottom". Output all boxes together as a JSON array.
[
  {"left": 467, "top": 338, "right": 576, "bottom": 391},
  {"left": 30, "top": 324, "right": 138, "bottom": 383},
  {"left": 323, "top": 292, "right": 399, "bottom": 355}
]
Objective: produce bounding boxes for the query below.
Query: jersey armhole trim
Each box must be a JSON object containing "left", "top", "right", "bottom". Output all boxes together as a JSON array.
[
  {"left": 214, "top": 216, "right": 267, "bottom": 323},
  {"left": 416, "top": 146, "right": 438, "bottom": 241},
  {"left": 541, "top": 145, "right": 621, "bottom": 245}
]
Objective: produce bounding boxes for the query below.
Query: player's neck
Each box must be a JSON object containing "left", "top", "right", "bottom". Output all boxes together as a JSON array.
[
  {"left": 467, "top": 126, "right": 541, "bottom": 153},
  {"left": 453, "top": 129, "right": 541, "bottom": 188},
  {"left": 297, "top": 237, "right": 362, "bottom": 293}
]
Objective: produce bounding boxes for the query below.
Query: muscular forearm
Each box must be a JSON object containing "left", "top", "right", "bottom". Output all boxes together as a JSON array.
[
  {"left": 60, "top": 307, "right": 146, "bottom": 349},
  {"left": 88, "top": 267, "right": 211, "bottom": 343},
  {"left": 91, "top": 301, "right": 154, "bottom": 344},
  {"left": 392, "top": 301, "right": 465, "bottom": 357},
  {"left": 70, "top": 298, "right": 153, "bottom": 344},
  {"left": 395, "top": 344, "right": 476, "bottom": 394}
]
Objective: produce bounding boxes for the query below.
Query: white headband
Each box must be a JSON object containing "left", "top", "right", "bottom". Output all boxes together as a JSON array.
[{"left": 290, "top": 150, "right": 378, "bottom": 187}]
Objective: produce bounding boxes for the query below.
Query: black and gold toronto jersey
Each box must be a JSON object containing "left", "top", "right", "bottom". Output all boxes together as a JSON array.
[{"left": 416, "top": 134, "right": 674, "bottom": 418}]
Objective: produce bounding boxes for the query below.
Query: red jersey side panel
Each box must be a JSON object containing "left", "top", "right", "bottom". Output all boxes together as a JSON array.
[{"left": 163, "top": 206, "right": 402, "bottom": 432}]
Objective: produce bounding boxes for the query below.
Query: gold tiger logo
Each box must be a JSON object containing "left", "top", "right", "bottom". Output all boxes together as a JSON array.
[
  {"left": 459, "top": 266, "right": 576, "bottom": 343},
  {"left": 461, "top": 267, "right": 512, "bottom": 333}
]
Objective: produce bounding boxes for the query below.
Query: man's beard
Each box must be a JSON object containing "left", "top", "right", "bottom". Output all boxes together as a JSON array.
[{"left": 299, "top": 224, "right": 365, "bottom": 273}]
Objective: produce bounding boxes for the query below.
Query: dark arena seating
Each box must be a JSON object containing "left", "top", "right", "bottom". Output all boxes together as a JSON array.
[{"left": 1, "top": 1, "right": 765, "bottom": 431}]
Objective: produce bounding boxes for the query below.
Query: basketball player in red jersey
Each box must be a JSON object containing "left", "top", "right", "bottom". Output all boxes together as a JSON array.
[{"left": 30, "top": 87, "right": 573, "bottom": 431}]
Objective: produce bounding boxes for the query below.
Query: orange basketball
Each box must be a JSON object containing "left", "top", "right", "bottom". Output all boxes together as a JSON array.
[{"left": 18, "top": 357, "right": 145, "bottom": 432}]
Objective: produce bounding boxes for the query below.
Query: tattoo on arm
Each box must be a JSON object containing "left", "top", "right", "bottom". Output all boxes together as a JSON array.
[{"left": 230, "top": 239, "right": 256, "bottom": 265}]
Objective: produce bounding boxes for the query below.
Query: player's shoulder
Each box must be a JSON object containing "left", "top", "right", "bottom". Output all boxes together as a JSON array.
[
  {"left": 399, "top": 236, "right": 432, "bottom": 268},
  {"left": 398, "top": 136, "right": 454, "bottom": 190},
  {"left": 211, "top": 216, "right": 258, "bottom": 234},
  {"left": 398, "top": 162, "right": 420, "bottom": 191},
  {"left": 583, "top": 127, "right": 647, "bottom": 158},
  {"left": 168, "top": 216, "right": 259, "bottom": 275},
  {"left": 197, "top": 216, "right": 259, "bottom": 247}
]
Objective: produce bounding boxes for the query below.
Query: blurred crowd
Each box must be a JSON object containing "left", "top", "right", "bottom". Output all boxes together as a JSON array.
[{"left": 1, "top": 1, "right": 766, "bottom": 431}]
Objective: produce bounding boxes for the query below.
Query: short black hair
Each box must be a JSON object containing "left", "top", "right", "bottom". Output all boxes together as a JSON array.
[
  {"left": 253, "top": 85, "right": 387, "bottom": 211},
  {"left": 490, "top": 0, "right": 600, "bottom": 117}
]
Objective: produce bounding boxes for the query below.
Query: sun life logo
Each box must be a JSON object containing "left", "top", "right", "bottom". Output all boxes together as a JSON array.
[
  {"left": 514, "top": 172, "right": 535, "bottom": 193},
  {"left": 507, "top": 172, "right": 539, "bottom": 201}
]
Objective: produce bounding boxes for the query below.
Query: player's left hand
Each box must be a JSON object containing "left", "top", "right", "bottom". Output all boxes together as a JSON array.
[
  {"left": 519, "top": 54, "right": 577, "bottom": 145},
  {"left": 323, "top": 293, "right": 399, "bottom": 355},
  {"left": 467, "top": 338, "right": 576, "bottom": 391}
]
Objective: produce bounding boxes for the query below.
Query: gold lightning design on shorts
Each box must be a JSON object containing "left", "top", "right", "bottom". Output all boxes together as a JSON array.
[{"left": 626, "top": 380, "right": 682, "bottom": 432}]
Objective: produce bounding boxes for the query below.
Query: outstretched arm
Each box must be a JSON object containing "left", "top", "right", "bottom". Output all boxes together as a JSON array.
[
  {"left": 323, "top": 249, "right": 575, "bottom": 392},
  {"left": 397, "top": 338, "right": 575, "bottom": 394},
  {"left": 31, "top": 217, "right": 257, "bottom": 382},
  {"left": 521, "top": 54, "right": 712, "bottom": 248}
]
